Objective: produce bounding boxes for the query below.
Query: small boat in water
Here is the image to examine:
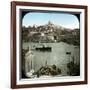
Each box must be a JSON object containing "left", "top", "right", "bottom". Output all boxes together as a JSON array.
[
  {"left": 35, "top": 47, "right": 51, "bottom": 52},
  {"left": 66, "top": 52, "right": 71, "bottom": 54},
  {"left": 35, "top": 44, "right": 52, "bottom": 52}
]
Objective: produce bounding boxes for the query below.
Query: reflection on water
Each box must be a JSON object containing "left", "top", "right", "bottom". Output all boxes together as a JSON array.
[{"left": 22, "top": 42, "right": 80, "bottom": 77}]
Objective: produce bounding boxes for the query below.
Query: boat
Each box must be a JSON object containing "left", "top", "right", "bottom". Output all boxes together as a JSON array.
[
  {"left": 35, "top": 44, "right": 52, "bottom": 52},
  {"left": 66, "top": 52, "right": 71, "bottom": 54}
]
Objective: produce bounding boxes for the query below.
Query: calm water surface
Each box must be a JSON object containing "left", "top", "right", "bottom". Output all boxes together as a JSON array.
[{"left": 22, "top": 42, "right": 80, "bottom": 76}]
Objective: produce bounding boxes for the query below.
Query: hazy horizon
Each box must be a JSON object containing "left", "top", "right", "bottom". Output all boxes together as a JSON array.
[{"left": 22, "top": 12, "right": 79, "bottom": 29}]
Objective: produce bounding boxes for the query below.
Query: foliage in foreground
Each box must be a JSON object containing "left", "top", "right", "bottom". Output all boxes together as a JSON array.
[
  {"left": 67, "top": 61, "right": 80, "bottom": 76},
  {"left": 34, "top": 64, "right": 61, "bottom": 77}
]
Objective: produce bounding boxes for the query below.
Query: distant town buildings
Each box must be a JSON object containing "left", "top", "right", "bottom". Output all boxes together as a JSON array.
[{"left": 22, "top": 21, "right": 80, "bottom": 45}]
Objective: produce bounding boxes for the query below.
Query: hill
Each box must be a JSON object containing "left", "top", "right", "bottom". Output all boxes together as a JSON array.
[{"left": 22, "top": 21, "right": 80, "bottom": 46}]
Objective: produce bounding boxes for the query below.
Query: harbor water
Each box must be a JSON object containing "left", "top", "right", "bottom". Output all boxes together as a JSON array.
[{"left": 22, "top": 42, "right": 80, "bottom": 76}]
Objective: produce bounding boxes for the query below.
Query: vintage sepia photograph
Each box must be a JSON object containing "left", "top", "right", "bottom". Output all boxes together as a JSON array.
[
  {"left": 21, "top": 11, "right": 80, "bottom": 79},
  {"left": 11, "top": 1, "right": 87, "bottom": 88}
]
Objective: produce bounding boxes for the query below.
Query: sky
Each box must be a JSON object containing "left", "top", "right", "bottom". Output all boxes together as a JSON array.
[{"left": 22, "top": 12, "right": 79, "bottom": 29}]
